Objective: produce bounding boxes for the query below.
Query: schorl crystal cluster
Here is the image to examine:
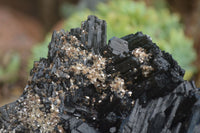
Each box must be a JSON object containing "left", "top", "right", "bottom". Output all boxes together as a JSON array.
[{"left": 0, "top": 15, "right": 200, "bottom": 133}]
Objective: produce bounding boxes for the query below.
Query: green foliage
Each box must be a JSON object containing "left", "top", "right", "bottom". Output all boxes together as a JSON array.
[
  {"left": 28, "top": 34, "right": 51, "bottom": 71},
  {"left": 0, "top": 53, "right": 20, "bottom": 83},
  {"left": 30, "top": 0, "right": 196, "bottom": 79}
]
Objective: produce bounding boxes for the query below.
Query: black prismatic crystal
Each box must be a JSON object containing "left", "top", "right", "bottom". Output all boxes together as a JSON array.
[{"left": 0, "top": 15, "right": 200, "bottom": 133}]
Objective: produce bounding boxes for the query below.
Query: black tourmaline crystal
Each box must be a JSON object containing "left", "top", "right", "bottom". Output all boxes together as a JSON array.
[{"left": 0, "top": 15, "right": 200, "bottom": 133}]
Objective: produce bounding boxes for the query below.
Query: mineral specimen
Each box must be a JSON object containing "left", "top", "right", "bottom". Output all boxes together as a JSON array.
[{"left": 0, "top": 15, "right": 200, "bottom": 133}]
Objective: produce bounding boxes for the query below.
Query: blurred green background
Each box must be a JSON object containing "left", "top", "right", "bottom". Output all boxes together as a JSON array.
[{"left": 0, "top": 0, "right": 200, "bottom": 106}]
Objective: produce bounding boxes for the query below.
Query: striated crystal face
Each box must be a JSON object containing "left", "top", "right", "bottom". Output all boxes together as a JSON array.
[{"left": 0, "top": 15, "right": 186, "bottom": 132}]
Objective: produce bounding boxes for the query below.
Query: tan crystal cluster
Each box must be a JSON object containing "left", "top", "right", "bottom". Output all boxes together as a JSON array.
[{"left": 132, "top": 47, "right": 154, "bottom": 77}]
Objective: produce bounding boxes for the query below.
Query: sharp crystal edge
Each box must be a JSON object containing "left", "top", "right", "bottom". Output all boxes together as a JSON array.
[{"left": 0, "top": 15, "right": 200, "bottom": 133}]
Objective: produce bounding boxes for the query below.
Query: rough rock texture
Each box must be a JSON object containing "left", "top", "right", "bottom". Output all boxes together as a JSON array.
[{"left": 0, "top": 15, "right": 200, "bottom": 133}]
